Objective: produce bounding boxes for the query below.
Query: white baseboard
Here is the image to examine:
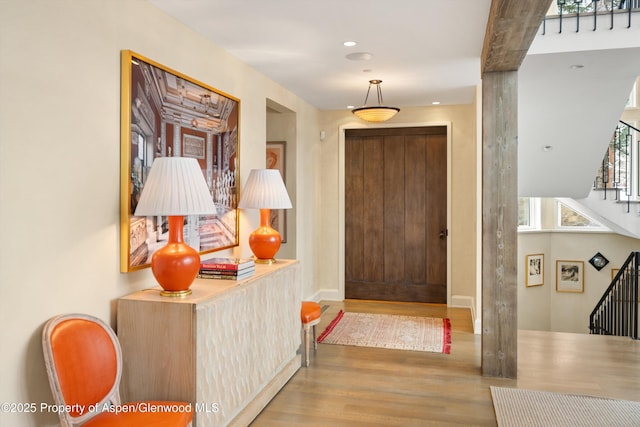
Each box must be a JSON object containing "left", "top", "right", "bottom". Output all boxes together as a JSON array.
[
  {"left": 451, "top": 294, "right": 480, "bottom": 335},
  {"left": 304, "top": 289, "right": 341, "bottom": 303}
]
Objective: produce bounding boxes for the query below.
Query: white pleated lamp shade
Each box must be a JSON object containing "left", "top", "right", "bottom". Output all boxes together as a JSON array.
[
  {"left": 238, "top": 169, "right": 292, "bottom": 209},
  {"left": 134, "top": 157, "right": 216, "bottom": 216}
]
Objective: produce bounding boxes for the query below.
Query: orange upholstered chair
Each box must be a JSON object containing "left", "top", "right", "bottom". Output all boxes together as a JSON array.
[
  {"left": 42, "top": 313, "right": 193, "bottom": 427},
  {"left": 300, "top": 301, "right": 322, "bottom": 367}
]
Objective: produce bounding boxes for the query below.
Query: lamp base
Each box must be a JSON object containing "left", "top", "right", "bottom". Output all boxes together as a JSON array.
[
  {"left": 159, "top": 289, "right": 193, "bottom": 298},
  {"left": 151, "top": 216, "right": 199, "bottom": 298},
  {"left": 247, "top": 209, "right": 282, "bottom": 263}
]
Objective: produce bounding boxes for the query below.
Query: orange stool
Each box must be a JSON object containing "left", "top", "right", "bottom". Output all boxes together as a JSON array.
[{"left": 301, "top": 301, "right": 321, "bottom": 367}]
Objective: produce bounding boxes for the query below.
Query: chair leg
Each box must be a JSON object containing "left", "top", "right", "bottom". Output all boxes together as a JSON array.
[
  {"left": 303, "top": 325, "right": 311, "bottom": 367},
  {"left": 312, "top": 324, "right": 317, "bottom": 350}
]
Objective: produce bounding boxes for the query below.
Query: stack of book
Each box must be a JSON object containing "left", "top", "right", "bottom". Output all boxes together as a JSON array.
[{"left": 198, "top": 257, "right": 255, "bottom": 280}]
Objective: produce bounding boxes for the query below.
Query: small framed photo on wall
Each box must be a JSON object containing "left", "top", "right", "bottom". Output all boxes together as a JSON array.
[
  {"left": 266, "top": 141, "right": 287, "bottom": 242},
  {"left": 525, "top": 254, "right": 544, "bottom": 287},
  {"left": 556, "top": 260, "right": 584, "bottom": 293},
  {"left": 611, "top": 268, "right": 619, "bottom": 280}
]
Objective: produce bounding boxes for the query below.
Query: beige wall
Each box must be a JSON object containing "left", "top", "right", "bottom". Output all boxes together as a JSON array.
[
  {"left": 266, "top": 106, "right": 298, "bottom": 261},
  {"left": 0, "top": 2, "right": 480, "bottom": 424},
  {"left": 0, "top": 1, "right": 319, "bottom": 425},
  {"left": 518, "top": 231, "right": 640, "bottom": 333},
  {"left": 316, "top": 104, "right": 478, "bottom": 305}
]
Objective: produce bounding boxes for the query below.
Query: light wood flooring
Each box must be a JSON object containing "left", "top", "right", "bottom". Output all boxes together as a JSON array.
[{"left": 251, "top": 300, "right": 640, "bottom": 426}]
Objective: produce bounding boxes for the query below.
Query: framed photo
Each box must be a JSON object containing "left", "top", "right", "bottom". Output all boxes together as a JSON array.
[
  {"left": 120, "top": 50, "right": 240, "bottom": 272},
  {"left": 183, "top": 134, "right": 205, "bottom": 159},
  {"left": 525, "top": 254, "right": 544, "bottom": 287},
  {"left": 556, "top": 260, "right": 584, "bottom": 293},
  {"left": 611, "top": 268, "right": 619, "bottom": 280},
  {"left": 266, "top": 141, "right": 287, "bottom": 243}
]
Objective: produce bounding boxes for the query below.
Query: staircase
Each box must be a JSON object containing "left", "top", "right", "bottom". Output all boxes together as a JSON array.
[
  {"left": 571, "top": 121, "right": 640, "bottom": 238},
  {"left": 589, "top": 251, "right": 639, "bottom": 338},
  {"left": 594, "top": 121, "right": 640, "bottom": 208}
]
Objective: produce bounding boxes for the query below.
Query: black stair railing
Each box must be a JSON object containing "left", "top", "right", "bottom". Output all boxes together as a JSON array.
[
  {"left": 543, "top": 0, "right": 640, "bottom": 34},
  {"left": 593, "top": 120, "right": 639, "bottom": 212},
  {"left": 589, "top": 251, "right": 639, "bottom": 339}
]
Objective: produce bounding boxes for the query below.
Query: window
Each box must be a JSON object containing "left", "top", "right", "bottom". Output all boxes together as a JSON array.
[
  {"left": 518, "top": 198, "right": 540, "bottom": 230},
  {"left": 626, "top": 81, "right": 637, "bottom": 109},
  {"left": 556, "top": 201, "right": 605, "bottom": 229}
]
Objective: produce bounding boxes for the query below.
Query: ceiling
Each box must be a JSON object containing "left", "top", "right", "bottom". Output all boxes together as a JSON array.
[
  {"left": 148, "top": 0, "right": 492, "bottom": 111},
  {"left": 148, "top": 0, "right": 640, "bottom": 201}
]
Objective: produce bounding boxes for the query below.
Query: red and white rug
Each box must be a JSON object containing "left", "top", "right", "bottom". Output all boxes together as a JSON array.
[{"left": 317, "top": 310, "right": 451, "bottom": 354}]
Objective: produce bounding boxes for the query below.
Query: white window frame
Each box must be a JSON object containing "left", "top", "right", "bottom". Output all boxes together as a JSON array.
[
  {"left": 518, "top": 197, "right": 541, "bottom": 231},
  {"left": 555, "top": 200, "right": 606, "bottom": 230}
]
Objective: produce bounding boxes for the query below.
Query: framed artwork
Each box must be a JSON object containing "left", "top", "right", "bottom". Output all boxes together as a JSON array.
[
  {"left": 525, "top": 254, "right": 544, "bottom": 287},
  {"left": 266, "top": 141, "right": 287, "bottom": 243},
  {"left": 611, "top": 268, "right": 619, "bottom": 280},
  {"left": 120, "top": 50, "right": 240, "bottom": 272},
  {"left": 183, "top": 134, "right": 205, "bottom": 159},
  {"left": 556, "top": 260, "right": 584, "bottom": 293},
  {"left": 588, "top": 252, "right": 609, "bottom": 271}
]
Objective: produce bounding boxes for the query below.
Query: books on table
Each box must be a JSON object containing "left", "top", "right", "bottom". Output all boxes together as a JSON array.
[
  {"left": 200, "top": 257, "right": 255, "bottom": 270},
  {"left": 198, "top": 258, "right": 255, "bottom": 280}
]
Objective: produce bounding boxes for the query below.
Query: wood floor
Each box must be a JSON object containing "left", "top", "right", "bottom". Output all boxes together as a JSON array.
[{"left": 251, "top": 300, "right": 640, "bottom": 426}]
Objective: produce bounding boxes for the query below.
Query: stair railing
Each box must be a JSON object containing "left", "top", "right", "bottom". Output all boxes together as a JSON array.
[
  {"left": 593, "top": 120, "right": 639, "bottom": 212},
  {"left": 589, "top": 251, "right": 639, "bottom": 339},
  {"left": 543, "top": 0, "right": 640, "bottom": 34}
]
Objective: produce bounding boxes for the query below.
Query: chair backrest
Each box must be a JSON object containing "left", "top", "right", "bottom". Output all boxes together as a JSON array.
[{"left": 42, "top": 313, "right": 122, "bottom": 427}]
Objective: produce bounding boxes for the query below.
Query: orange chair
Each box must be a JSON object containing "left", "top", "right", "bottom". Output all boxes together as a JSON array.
[
  {"left": 300, "top": 301, "right": 321, "bottom": 367},
  {"left": 42, "top": 313, "right": 193, "bottom": 427}
]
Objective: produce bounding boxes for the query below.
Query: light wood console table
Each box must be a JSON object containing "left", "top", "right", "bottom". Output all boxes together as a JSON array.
[{"left": 117, "top": 259, "right": 301, "bottom": 426}]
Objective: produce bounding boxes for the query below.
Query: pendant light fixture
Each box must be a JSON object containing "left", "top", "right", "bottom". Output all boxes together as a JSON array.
[{"left": 352, "top": 79, "right": 400, "bottom": 122}]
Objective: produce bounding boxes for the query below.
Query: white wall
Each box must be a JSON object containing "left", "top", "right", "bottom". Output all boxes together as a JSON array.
[
  {"left": 518, "top": 231, "right": 640, "bottom": 333},
  {"left": 0, "top": 1, "right": 319, "bottom": 425}
]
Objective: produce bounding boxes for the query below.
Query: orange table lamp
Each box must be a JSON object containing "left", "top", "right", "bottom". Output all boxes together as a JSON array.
[
  {"left": 238, "top": 169, "right": 292, "bottom": 264},
  {"left": 134, "top": 157, "right": 216, "bottom": 297}
]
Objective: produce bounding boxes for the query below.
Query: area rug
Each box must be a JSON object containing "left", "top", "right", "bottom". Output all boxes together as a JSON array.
[
  {"left": 317, "top": 310, "right": 451, "bottom": 354},
  {"left": 490, "top": 386, "right": 640, "bottom": 427}
]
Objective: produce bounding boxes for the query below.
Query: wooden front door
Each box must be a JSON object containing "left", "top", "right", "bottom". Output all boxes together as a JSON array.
[{"left": 345, "top": 126, "right": 447, "bottom": 303}]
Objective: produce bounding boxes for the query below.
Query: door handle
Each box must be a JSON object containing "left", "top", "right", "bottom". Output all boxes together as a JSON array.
[{"left": 439, "top": 229, "right": 448, "bottom": 239}]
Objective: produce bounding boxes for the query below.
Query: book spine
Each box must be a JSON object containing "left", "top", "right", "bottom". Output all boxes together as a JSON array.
[
  {"left": 197, "top": 273, "right": 254, "bottom": 280},
  {"left": 200, "top": 266, "right": 255, "bottom": 274},
  {"left": 199, "top": 269, "right": 254, "bottom": 276},
  {"left": 200, "top": 263, "right": 242, "bottom": 271},
  {"left": 200, "top": 262, "right": 254, "bottom": 270}
]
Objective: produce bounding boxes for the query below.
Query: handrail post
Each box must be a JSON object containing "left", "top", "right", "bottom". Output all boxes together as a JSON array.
[{"left": 634, "top": 251, "right": 639, "bottom": 339}]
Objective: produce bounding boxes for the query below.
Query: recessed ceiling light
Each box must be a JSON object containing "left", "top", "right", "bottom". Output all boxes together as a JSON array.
[
  {"left": 432, "top": 101, "right": 441, "bottom": 105},
  {"left": 362, "top": 69, "right": 372, "bottom": 73},
  {"left": 346, "top": 52, "right": 373, "bottom": 61},
  {"left": 542, "top": 145, "right": 553, "bottom": 151},
  {"left": 347, "top": 105, "right": 355, "bottom": 109},
  {"left": 343, "top": 41, "right": 357, "bottom": 47},
  {"left": 569, "top": 64, "right": 584, "bottom": 69}
]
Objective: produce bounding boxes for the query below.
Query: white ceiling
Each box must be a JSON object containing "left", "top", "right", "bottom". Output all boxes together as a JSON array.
[
  {"left": 148, "top": 1, "right": 640, "bottom": 199},
  {"left": 148, "top": 0, "right": 492, "bottom": 110}
]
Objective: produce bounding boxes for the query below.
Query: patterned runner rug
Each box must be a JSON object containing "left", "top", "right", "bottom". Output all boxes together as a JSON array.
[
  {"left": 317, "top": 310, "right": 451, "bottom": 354},
  {"left": 491, "top": 386, "right": 640, "bottom": 426}
]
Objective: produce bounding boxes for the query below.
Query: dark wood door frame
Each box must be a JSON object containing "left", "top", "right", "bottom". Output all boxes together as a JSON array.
[{"left": 337, "top": 122, "right": 451, "bottom": 304}]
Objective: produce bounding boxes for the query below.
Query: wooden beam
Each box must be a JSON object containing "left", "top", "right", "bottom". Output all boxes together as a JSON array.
[
  {"left": 480, "top": 0, "right": 551, "bottom": 379},
  {"left": 482, "top": 0, "right": 553, "bottom": 73},
  {"left": 482, "top": 71, "right": 518, "bottom": 379}
]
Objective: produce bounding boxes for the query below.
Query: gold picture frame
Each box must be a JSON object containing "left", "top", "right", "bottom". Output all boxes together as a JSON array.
[
  {"left": 120, "top": 50, "right": 240, "bottom": 272},
  {"left": 556, "top": 260, "right": 584, "bottom": 293},
  {"left": 525, "top": 254, "right": 544, "bottom": 287},
  {"left": 266, "top": 141, "right": 287, "bottom": 243}
]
